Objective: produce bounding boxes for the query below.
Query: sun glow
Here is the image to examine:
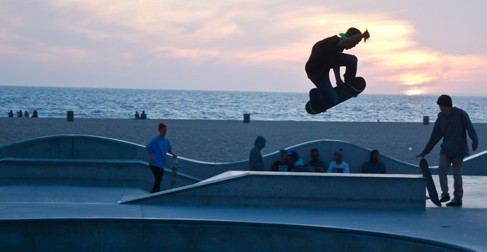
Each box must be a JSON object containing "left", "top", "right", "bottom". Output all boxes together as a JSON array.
[{"left": 405, "top": 88, "right": 425, "bottom": 96}]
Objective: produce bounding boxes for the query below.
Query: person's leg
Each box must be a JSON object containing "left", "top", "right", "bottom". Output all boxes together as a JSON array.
[
  {"left": 150, "top": 166, "right": 164, "bottom": 193},
  {"left": 330, "top": 53, "right": 358, "bottom": 83},
  {"left": 451, "top": 158, "right": 464, "bottom": 201},
  {"left": 438, "top": 154, "right": 451, "bottom": 199},
  {"left": 311, "top": 74, "right": 339, "bottom": 106}
]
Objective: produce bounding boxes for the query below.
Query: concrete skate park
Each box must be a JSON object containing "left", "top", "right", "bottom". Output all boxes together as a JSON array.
[{"left": 0, "top": 135, "right": 486, "bottom": 251}]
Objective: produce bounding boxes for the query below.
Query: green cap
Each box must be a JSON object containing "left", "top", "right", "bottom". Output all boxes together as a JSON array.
[{"left": 339, "top": 27, "right": 361, "bottom": 39}]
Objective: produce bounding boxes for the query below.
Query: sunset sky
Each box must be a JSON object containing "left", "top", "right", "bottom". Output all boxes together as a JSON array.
[{"left": 1, "top": 0, "right": 486, "bottom": 95}]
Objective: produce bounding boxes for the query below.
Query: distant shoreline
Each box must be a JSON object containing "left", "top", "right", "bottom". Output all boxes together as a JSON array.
[{"left": 2, "top": 85, "right": 487, "bottom": 97}]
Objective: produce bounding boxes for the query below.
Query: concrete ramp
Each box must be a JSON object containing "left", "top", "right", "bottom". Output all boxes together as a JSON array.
[{"left": 121, "top": 171, "right": 426, "bottom": 210}]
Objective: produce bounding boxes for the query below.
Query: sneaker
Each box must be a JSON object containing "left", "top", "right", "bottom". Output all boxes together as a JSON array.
[
  {"left": 439, "top": 193, "right": 451, "bottom": 203},
  {"left": 446, "top": 198, "right": 462, "bottom": 207}
]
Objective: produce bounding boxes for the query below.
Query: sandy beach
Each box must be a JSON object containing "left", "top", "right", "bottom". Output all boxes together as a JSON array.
[{"left": 1, "top": 118, "right": 485, "bottom": 165}]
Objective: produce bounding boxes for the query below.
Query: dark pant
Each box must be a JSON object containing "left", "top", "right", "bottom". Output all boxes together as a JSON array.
[
  {"left": 150, "top": 165, "right": 164, "bottom": 193},
  {"left": 310, "top": 53, "right": 358, "bottom": 106}
]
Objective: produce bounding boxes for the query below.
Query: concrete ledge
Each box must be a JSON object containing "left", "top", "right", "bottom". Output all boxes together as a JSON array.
[{"left": 122, "top": 171, "right": 426, "bottom": 210}]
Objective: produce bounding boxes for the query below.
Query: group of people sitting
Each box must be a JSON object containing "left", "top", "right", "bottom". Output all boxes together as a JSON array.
[
  {"left": 249, "top": 136, "right": 386, "bottom": 174},
  {"left": 8, "top": 110, "right": 38, "bottom": 118}
]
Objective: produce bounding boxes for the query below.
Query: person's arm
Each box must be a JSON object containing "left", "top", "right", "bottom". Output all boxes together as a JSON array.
[
  {"left": 464, "top": 113, "right": 479, "bottom": 151},
  {"left": 326, "top": 162, "right": 333, "bottom": 173},
  {"left": 168, "top": 150, "right": 177, "bottom": 160},
  {"left": 343, "top": 163, "right": 350, "bottom": 173},
  {"left": 167, "top": 140, "right": 177, "bottom": 160},
  {"left": 417, "top": 120, "right": 443, "bottom": 158},
  {"left": 338, "top": 30, "right": 370, "bottom": 48},
  {"left": 145, "top": 148, "right": 154, "bottom": 163}
]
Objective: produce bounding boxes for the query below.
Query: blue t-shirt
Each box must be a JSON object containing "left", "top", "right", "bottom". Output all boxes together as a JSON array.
[
  {"left": 146, "top": 136, "right": 172, "bottom": 169},
  {"left": 327, "top": 161, "right": 350, "bottom": 173}
]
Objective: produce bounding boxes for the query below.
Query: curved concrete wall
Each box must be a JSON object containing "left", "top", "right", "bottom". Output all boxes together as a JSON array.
[
  {"left": 1, "top": 135, "right": 485, "bottom": 184},
  {"left": 0, "top": 135, "right": 147, "bottom": 160},
  {"left": 0, "top": 219, "right": 472, "bottom": 252},
  {"left": 0, "top": 159, "right": 197, "bottom": 191}
]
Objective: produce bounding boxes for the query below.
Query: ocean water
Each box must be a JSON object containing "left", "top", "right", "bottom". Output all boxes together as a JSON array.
[{"left": 1, "top": 86, "right": 486, "bottom": 123}]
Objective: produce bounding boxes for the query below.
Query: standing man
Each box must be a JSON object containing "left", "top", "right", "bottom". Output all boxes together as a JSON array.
[
  {"left": 417, "top": 95, "right": 478, "bottom": 207},
  {"left": 305, "top": 27, "right": 370, "bottom": 107},
  {"left": 145, "top": 122, "right": 177, "bottom": 193},
  {"left": 249, "top": 136, "right": 266, "bottom": 171}
]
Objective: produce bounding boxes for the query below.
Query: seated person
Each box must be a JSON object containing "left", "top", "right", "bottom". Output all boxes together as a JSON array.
[
  {"left": 271, "top": 149, "right": 290, "bottom": 172},
  {"left": 307, "top": 148, "right": 327, "bottom": 172},
  {"left": 288, "top": 150, "right": 310, "bottom": 172},
  {"left": 327, "top": 149, "right": 350, "bottom": 173},
  {"left": 32, "top": 110, "right": 38, "bottom": 118},
  {"left": 361, "top": 149, "right": 386, "bottom": 174}
]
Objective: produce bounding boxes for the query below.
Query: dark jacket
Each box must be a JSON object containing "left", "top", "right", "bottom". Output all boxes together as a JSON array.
[
  {"left": 420, "top": 107, "right": 478, "bottom": 159},
  {"left": 249, "top": 136, "right": 266, "bottom": 171},
  {"left": 305, "top": 35, "right": 343, "bottom": 80}
]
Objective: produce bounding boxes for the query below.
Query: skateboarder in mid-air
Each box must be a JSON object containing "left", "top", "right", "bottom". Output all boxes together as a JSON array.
[{"left": 305, "top": 27, "right": 370, "bottom": 112}]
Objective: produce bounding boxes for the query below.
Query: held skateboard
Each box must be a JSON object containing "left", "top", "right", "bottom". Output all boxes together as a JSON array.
[
  {"left": 305, "top": 77, "right": 366, "bottom": 114},
  {"left": 419, "top": 158, "right": 441, "bottom": 207},
  {"left": 170, "top": 160, "right": 179, "bottom": 189}
]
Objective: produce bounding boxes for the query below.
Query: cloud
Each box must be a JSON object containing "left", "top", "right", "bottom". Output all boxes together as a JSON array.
[{"left": 1, "top": 0, "right": 486, "bottom": 95}]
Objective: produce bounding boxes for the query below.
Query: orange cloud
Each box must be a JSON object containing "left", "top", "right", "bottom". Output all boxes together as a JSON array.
[{"left": 12, "top": 1, "right": 486, "bottom": 94}]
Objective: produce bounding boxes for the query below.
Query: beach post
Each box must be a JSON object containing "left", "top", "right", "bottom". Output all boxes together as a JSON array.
[
  {"left": 67, "top": 111, "right": 74, "bottom": 122},
  {"left": 243, "top": 113, "right": 250, "bottom": 123},
  {"left": 423, "top": 116, "right": 429, "bottom": 125}
]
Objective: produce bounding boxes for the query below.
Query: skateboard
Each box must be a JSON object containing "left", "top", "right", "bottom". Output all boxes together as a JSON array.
[
  {"left": 419, "top": 158, "right": 441, "bottom": 207},
  {"left": 170, "top": 161, "right": 179, "bottom": 189},
  {"left": 305, "top": 77, "right": 366, "bottom": 114}
]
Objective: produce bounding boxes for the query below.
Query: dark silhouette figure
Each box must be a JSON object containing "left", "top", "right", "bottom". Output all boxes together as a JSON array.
[
  {"left": 307, "top": 148, "right": 327, "bottom": 172},
  {"left": 249, "top": 136, "right": 266, "bottom": 171},
  {"left": 305, "top": 27, "right": 370, "bottom": 107},
  {"left": 361, "top": 149, "right": 386, "bottom": 174},
  {"left": 271, "top": 149, "right": 290, "bottom": 172},
  {"left": 416, "top": 94, "right": 478, "bottom": 207},
  {"left": 8, "top": 110, "right": 13, "bottom": 118},
  {"left": 141, "top": 110, "right": 147, "bottom": 120}
]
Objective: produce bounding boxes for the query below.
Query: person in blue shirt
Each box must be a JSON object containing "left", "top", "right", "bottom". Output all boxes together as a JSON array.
[
  {"left": 145, "top": 122, "right": 177, "bottom": 193},
  {"left": 361, "top": 149, "right": 386, "bottom": 174},
  {"left": 417, "top": 95, "right": 478, "bottom": 207},
  {"left": 327, "top": 149, "right": 350, "bottom": 173}
]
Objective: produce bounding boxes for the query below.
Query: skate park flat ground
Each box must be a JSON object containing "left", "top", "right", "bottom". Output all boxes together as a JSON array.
[{"left": 0, "top": 174, "right": 486, "bottom": 251}]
